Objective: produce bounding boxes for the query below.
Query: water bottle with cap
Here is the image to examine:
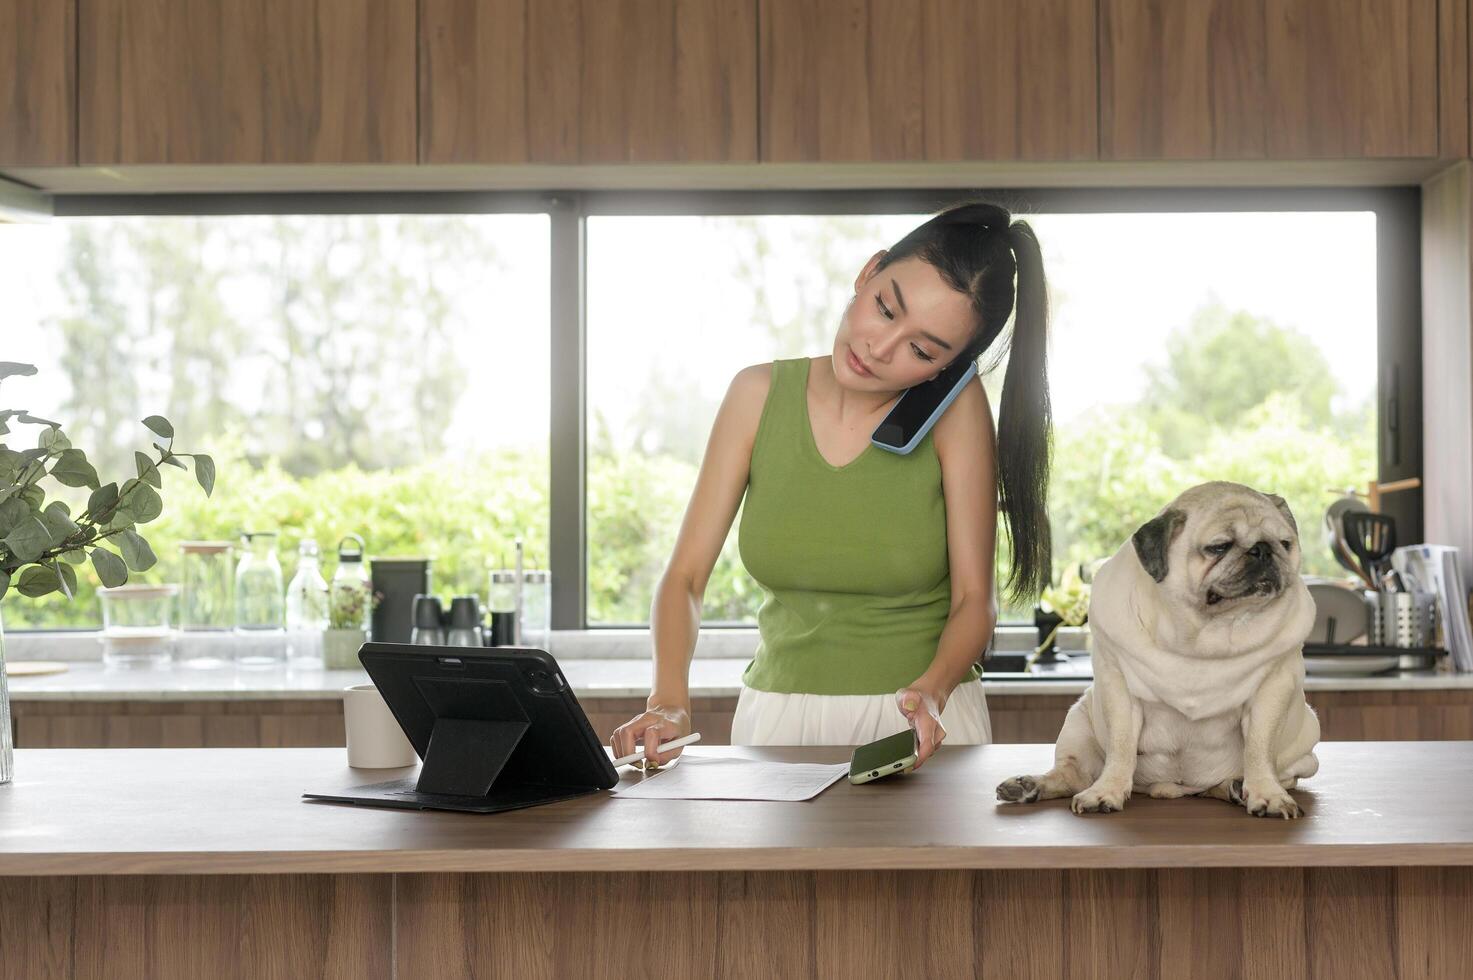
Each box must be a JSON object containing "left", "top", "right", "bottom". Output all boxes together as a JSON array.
[{"left": 330, "top": 534, "right": 373, "bottom": 632}]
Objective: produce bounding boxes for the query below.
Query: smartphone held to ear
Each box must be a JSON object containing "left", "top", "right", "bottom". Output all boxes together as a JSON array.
[
  {"left": 870, "top": 357, "right": 978, "bottom": 455},
  {"left": 849, "top": 729, "right": 920, "bottom": 785}
]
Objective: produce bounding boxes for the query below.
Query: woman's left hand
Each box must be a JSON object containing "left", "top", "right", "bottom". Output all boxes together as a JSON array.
[{"left": 894, "top": 685, "right": 948, "bottom": 769}]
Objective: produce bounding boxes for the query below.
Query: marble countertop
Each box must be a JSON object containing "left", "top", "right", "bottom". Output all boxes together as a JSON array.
[{"left": 5, "top": 657, "right": 1472, "bottom": 701}]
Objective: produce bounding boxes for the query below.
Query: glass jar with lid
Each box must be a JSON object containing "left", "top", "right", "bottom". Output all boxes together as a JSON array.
[
  {"left": 99, "top": 583, "right": 178, "bottom": 635},
  {"left": 98, "top": 584, "right": 178, "bottom": 668},
  {"left": 179, "top": 541, "right": 234, "bottom": 630},
  {"left": 177, "top": 541, "right": 235, "bottom": 668},
  {"left": 486, "top": 569, "right": 518, "bottom": 646}
]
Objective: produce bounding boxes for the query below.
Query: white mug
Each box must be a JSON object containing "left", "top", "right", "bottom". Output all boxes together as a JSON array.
[{"left": 342, "top": 683, "right": 418, "bottom": 768}]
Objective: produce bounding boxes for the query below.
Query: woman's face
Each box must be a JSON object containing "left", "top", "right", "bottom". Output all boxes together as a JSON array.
[{"left": 832, "top": 251, "right": 978, "bottom": 393}]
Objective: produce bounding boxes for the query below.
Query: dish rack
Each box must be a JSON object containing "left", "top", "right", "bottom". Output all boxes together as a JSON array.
[{"left": 1302, "top": 642, "right": 1447, "bottom": 674}]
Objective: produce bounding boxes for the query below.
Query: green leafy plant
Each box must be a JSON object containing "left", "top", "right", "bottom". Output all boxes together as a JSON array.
[
  {"left": 1034, "top": 563, "right": 1091, "bottom": 659},
  {"left": 0, "top": 362, "right": 214, "bottom": 603},
  {"left": 328, "top": 584, "right": 381, "bottom": 630}
]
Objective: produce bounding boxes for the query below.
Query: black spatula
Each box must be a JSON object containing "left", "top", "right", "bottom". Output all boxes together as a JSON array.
[{"left": 1341, "top": 511, "right": 1397, "bottom": 589}]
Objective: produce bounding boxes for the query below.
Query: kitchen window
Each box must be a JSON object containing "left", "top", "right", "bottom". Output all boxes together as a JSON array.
[
  {"left": 3, "top": 207, "right": 551, "bottom": 629},
  {"left": 2, "top": 189, "right": 1419, "bottom": 631},
  {"left": 583, "top": 191, "right": 1414, "bottom": 626}
]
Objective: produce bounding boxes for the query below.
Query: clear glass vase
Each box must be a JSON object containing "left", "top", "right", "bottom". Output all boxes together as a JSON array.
[{"left": 1, "top": 603, "right": 12, "bottom": 784}]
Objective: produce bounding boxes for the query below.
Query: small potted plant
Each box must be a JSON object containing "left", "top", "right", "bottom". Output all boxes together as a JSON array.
[
  {"left": 1, "top": 361, "right": 214, "bottom": 782},
  {"left": 323, "top": 582, "right": 380, "bottom": 669},
  {"left": 1033, "top": 564, "right": 1090, "bottom": 665}
]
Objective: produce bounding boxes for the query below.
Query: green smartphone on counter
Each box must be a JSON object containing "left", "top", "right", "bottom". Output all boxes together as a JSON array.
[{"left": 848, "top": 729, "right": 919, "bottom": 785}]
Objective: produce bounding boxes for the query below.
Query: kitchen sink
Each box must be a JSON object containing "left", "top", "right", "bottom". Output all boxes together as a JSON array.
[{"left": 982, "top": 653, "right": 1093, "bottom": 680}]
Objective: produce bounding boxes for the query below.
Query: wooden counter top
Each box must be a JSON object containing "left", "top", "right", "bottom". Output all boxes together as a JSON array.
[{"left": 2, "top": 742, "right": 1471, "bottom": 876}]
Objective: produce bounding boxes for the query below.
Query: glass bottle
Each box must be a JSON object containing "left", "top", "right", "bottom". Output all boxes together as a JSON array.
[
  {"left": 234, "top": 531, "right": 286, "bottom": 666},
  {"left": 285, "top": 538, "right": 329, "bottom": 665},
  {"left": 330, "top": 534, "right": 372, "bottom": 632}
]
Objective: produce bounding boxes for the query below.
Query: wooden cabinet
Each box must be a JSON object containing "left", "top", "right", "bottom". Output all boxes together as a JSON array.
[
  {"left": 1100, "top": 0, "right": 1266, "bottom": 159},
  {"left": 419, "top": 0, "right": 757, "bottom": 164},
  {"left": 0, "top": 0, "right": 75, "bottom": 166},
  {"left": 13, "top": 688, "right": 1470, "bottom": 748},
  {"left": 760, "top": 0, "right": 1097, "bottom": 163},
  {"left": 1265, "top": 0, "right": 1438, "bottom": 158},
  {"left": 1102, "top": 0, "right": 1442, "bottom": 160},
  {"left": 77, "top": 0, "right": 417, "bottom": 165},
  {"left": 5, "top": 0, "right": 1471, "bottom": 175},
  {"left": 987, "top": 688, "right": 1473, "bottom": 742}
]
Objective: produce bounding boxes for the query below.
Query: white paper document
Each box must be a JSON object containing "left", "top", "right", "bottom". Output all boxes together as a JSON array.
[{"left": 610, "top": 755, "right": 849, "bottom": 802}]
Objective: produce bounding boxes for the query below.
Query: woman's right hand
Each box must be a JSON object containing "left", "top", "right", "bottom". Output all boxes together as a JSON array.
[{"left": 610, "top": 701, "right": 692, "bottom": 768}]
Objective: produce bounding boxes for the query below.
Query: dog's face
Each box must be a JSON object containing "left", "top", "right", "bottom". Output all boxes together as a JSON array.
[{"left": 1132, "top": 482, "right": 1302, "bottom": 617}]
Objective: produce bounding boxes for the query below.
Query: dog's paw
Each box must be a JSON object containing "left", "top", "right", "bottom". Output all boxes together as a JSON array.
[
  {"left": 1071, "top": 782, "right": 1128, "bottom": 814},
  {"left": 996, "top": 775, "right": 1040, "bottom": 803},
  {"left": 1241, "top": 779, "right": 1301, "bottom": 819}
]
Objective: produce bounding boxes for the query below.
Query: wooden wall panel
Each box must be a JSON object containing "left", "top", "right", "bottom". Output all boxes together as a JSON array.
[
  {"left": 1101, "top": 0, "right": 1268, "bottom": 159},
  {"left": 1104, "top": 0, "right": 1442, "bottom": 160},
  {"left": 419, "top": 0, "right": 757, "bottom": 164},
  {"left": 78, "top": 0, "right": 416, "bottom": 165},
  {"left": 1265, "top": 0, "right": 1439, "bottom": 158},
  {"left": 761, "top": 0, "right": 1097, "bottom": 163},
  {"left": 1439, "top": 0, "right": 1469, "bottom": 157},
  {"left": 391, "top": 868, "right": 1473, "bottom": 979},
  {"left": 0, "top": 0, "right": 74, "bottom": 166},
  {"left": 12, "top": 699, "right": 347, "bottom": 748},
  {"left": 396, "top": 873, "right": 722, "bottom": 979},
  {"left": 582, "top": 695, "right": 736, "bottom": 748},
  {"left": 2, "top": 869, "right": 1471, "bottom": 977},
  {"left": 715, "top": 873, "right": 817, "bottom": 977},
  {"left": 0, "top": 877, "right": 76, "bottom": 980},
  {"left": 0, "top": 875, "right": 392, "bottom": 980}
]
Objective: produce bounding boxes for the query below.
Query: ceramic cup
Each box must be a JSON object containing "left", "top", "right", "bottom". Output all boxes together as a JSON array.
[{"left": 342, "top": 683, "right": 418, "bottom": 768}]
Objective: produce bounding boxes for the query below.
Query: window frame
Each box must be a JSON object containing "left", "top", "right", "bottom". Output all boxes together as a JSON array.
[{"left": 34, "top": 186, "right": 1420, "bottom": 631}]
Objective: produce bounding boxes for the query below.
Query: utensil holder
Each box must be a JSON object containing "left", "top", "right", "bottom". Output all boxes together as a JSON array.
[{"left": 1376, "top": 590, "right": 1437, "bottom": 648}]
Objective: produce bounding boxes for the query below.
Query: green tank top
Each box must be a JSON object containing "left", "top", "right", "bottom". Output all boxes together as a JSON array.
[{"left": 737, "top": 357, "right": 982, "bottom": 695}]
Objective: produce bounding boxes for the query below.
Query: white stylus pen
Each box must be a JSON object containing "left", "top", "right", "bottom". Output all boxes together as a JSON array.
[{"left": 611, "top": 732, "right": 702, "bottom": 768}]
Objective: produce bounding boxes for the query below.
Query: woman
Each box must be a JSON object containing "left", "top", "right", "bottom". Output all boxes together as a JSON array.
[{"left": 611, "top": 201, "right": 1052, "bottom": 770}]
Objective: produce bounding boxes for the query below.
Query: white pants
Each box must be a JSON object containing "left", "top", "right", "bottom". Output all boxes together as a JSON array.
[{"left": 730, "top": 680, "right": 992, "bottom": 746}]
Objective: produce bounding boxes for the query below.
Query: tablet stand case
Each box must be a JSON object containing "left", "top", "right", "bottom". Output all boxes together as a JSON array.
[
  {"left": 416, "top": 717, "right": 536, "bottom": 796},
  {"left": 303, "top": 645, "right": 617, "bottom": 814}
]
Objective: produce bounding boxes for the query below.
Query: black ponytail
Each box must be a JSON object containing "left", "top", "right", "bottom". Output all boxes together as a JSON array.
[{"left": 875, "top": 201, "right": 1053, "bottom": 602}]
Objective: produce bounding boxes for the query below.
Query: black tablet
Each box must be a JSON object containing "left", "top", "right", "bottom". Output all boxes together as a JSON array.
[{"left": 303, "top": 643, "right": 618, "bottom": 814}]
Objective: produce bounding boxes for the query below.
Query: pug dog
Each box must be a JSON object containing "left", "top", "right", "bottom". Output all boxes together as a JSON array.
[{"left": 997, "top": 481, "right": 1319, "bottom": 819}]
